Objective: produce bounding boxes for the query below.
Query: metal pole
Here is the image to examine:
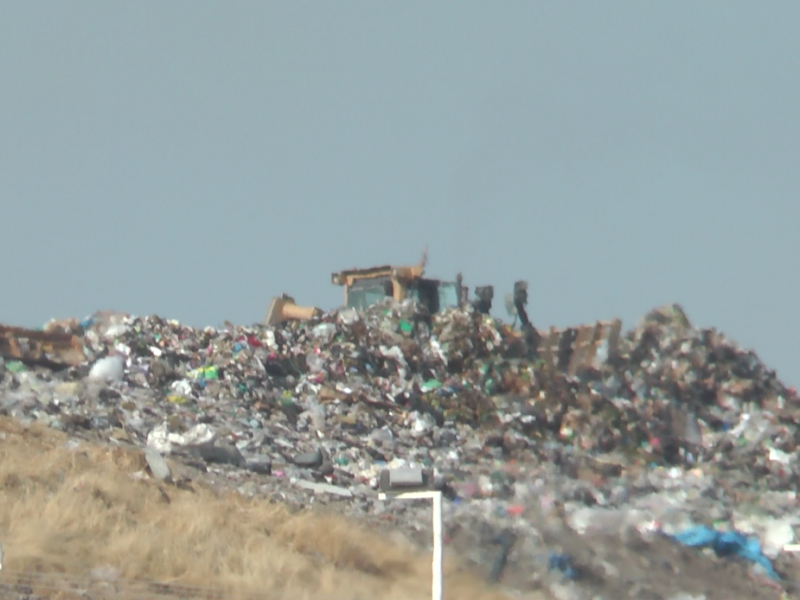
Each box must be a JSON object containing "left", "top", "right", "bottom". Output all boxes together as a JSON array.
[
  {"left": 378, "top": 489, "right": 444, "bottom": 600},
  {"left": 432, "top": 491, "right": 442, "bottom": 600}
]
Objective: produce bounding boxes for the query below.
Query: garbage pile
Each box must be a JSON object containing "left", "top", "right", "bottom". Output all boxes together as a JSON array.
[{"left": 1, "top": 300, "right": 799, "bottom": 598}]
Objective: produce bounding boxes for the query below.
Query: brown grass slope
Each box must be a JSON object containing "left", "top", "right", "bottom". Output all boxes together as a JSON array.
[{"left": 0, "top": 417, "right": 540, "bottom": 600}]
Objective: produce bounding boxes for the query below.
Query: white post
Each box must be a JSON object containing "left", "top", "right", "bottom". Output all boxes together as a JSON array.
[
  {"left": 378, "top": 490, "right": 443, "bottom": 600},
  {"left": 432, "top": 490, "right": 443, "bottom": 600}
]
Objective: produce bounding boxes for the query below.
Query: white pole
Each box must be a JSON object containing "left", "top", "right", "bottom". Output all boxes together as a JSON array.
[
  {"left": 378, "top": 490, "right": 444, "bottom": 600},
  {"left": 432, "top": 491, "right": 443, "bottom": 600}
]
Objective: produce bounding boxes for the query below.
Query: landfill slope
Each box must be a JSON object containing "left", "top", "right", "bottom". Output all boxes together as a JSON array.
[
  {"left": 0, "top": 417, "right": 517, "bottom": 600},
  {"left": 1, "top": 299, "right": 800, "bottom": 599}
]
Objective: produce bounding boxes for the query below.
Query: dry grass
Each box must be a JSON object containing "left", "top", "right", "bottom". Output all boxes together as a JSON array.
[{"left": 0, "top": 417, "right": 538, "bottom": 600}]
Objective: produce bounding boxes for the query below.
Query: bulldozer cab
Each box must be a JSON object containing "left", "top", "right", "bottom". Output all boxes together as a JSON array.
[
  {"left": 331, "top": 261, "right": 459, "bottom": 314},
  {"left": 408, "top": 278, "right": 459, "bottom": 314}
]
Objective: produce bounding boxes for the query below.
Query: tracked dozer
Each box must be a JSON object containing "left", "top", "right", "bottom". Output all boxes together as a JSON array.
[
  {"left": 264, "top": 248, "right": 496, "bottom": 327},
  {"left": 266, "top": 251, "right": 621, "bottom": 375}
]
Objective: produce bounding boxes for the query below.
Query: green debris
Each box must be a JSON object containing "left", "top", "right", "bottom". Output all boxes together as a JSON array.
[
  {"left": 280, "top": 391, "right": 296, "bottom": 408},
  {"left": 421, "top": 379, "right": 443, "bottom": 392},
  {"left": 190, "top": 366, "right": 219, "bottom": 380},
  {"left": 5, "top": 361, "right": 25, "bottom": 373}
]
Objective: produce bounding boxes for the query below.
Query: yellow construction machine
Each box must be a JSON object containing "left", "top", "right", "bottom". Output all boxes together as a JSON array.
[
  {"left": 264, "top": 252, "right": 622, "bottom": 374},
  {"left": 265, "top": 250, "right": 461, "bottom": 324}
]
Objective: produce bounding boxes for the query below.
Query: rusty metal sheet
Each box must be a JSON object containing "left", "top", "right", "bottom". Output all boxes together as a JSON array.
[
  {"left": 536, "top": 319, "right": 622, "bottom": 375},
  {"left": 557, "top": 327, "right": 579, "bottom": 373},
  {"left": 567, "top": 323, "right": 600, "bottom": 377},
  {"left": 599, "top": 319, "right": 622, "bottom": 365},
  {"left": 537, "top": 327, "right": 560, "bottom": 369},
  {"left": 0, "top": 324, "right": 85, "bottom": 368}
]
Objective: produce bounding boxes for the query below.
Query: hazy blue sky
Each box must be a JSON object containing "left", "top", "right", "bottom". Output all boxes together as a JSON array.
[{"left": 1, "top": 3, "right": 798, "bottom": 385}]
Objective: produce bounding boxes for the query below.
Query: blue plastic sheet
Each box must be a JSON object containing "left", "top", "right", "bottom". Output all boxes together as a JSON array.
[
  {"left": 548, "top": 552, "right": 578, "bottom": 580},
  {"left": 669, "top": 525, "right": 779, "bottom": 580}
]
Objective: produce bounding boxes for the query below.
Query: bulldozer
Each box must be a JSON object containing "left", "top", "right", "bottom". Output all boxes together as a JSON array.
[
  {"left": 265, "top": 251, "right": 463, "bottom": 325},
  {"left": 264, "top": 252, "right": 622, "bottom": 375}
]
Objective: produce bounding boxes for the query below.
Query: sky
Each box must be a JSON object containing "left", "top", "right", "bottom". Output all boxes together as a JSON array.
[{"left": 1, "top": 3, "right": 798, "bottom": 386}]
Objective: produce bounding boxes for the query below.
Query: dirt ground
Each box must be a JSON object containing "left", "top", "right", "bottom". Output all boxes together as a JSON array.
[{"left": 0, "top": 416, "right": 795, "bottom": 600}]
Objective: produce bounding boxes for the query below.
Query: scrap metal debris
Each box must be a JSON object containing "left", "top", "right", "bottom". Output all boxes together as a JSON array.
[{"left": 0, "top": 325, "right": 85, "bottom": 368}]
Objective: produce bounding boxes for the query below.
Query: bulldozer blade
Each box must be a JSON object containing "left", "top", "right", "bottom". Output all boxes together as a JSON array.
[{"left": 264, "top": 295, "right": 323, "bottom": 326}]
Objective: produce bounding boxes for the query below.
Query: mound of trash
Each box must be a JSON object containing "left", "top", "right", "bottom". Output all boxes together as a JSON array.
[{"left": 2, "top": 300, "right": 799, "bottom": 599}]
